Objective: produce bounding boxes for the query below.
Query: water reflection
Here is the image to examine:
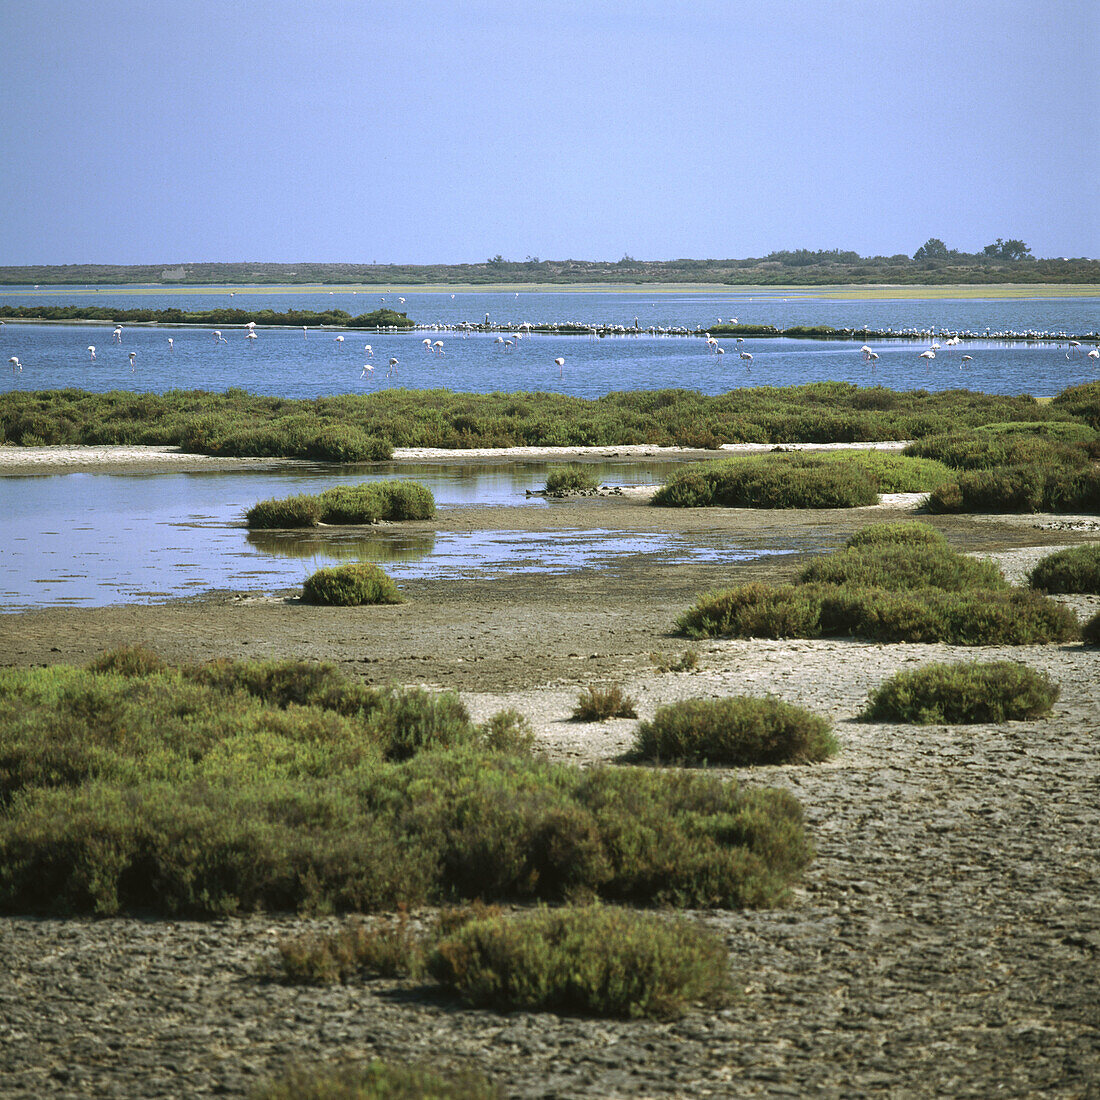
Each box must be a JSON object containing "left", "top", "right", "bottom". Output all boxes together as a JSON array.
[{"left": 248, "top": 528, "right": 436, "bottom": 562}]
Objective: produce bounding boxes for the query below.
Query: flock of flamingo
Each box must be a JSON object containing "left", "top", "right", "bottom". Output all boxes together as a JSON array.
[{"left": 4, "top": 316, "right": 1099, "bottom": 381}]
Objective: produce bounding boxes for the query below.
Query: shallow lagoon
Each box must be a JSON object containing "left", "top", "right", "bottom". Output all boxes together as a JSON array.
[{"left": 0, "top": 460, "right": 799, "bottom": 610}]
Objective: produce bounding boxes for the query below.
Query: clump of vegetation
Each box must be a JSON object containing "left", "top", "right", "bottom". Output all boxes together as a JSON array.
[
  {"left": 797, "top": 542, "right": 1008, "bottom": 592},
  {"left": 475, "top": 709, "right": 537, "bottom": 754},
  {"left": 861, "top": 661, "right": 1060, "bottom": 724},
  {"left": 0, "top": 657, "right": 812, "bottom": 915},
  {"left": 247, "top": 480, "right": 435, "bottom": 528},
  {"left": 633, "top": 697, "right": 837, "bottom": 766},
  {"left": 301, "top": 563, "right": 404, "bottom": 606},
  {"left": 652, "top": 454, "right": 879, "bottom": 508},
  {"left": 928, "top": 463, "right": 1100, "bottom": 514},
  {"left": 677, "top": 582, "right": 1079, "bottom": 645},
  {"left": 84, "top": 644, "right": 168, "bottom": 677},
  {"left": 429, "top": 904, "right": 732, "bottom": 1019},
  {"left": 2, "top": 382, "right": 1089, "bottom": 456},
  {"left": 544, "top": 464, "right": 599, "bottom": 494},
  {"left": 250, "top": 1059, "right": 499, "bottom": 1100},
  {"left": 1027, "top": 544, "right": 1100, "bottom": 594},
  {"left": 650, "top": 649, "right": 700, "bottom": 673},
  {"left": 845, "top": 522, "right": 947, "bottom": 550},
  {"left": 572, "top": 684, "right": 638, "bottom": 720},
  {"left": 1082, "top": 611, "right": 1100, "bottom": 646}
]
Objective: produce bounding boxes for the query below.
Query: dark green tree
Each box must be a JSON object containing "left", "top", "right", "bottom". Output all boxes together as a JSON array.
[{"left": 913, "top": 238, "right": 950, "bottom": 261}]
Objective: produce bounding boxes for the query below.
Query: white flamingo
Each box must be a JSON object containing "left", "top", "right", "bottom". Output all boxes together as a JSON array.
[
  {"left": 1088, "top": 347, "right": 1100, "bottom": 361},
  {"left": 361, "top": 363, "right": 374, "bottom": 378},
  {"left": 364, "top": 344, "right": 373, "bottom": 357},
  {"left": 388, "top": 357, "right": 399, "bottom": 377},
  {"left": 554, "top": 356, "right": 565, "bottom": 377},
  {"left": 495, "top": 336, "right": 505, "bottom": 348},
  {"left": 920, "top": 350, "right": 936, "bottom": 360},
  {"left": 9, "top": 356, "right": 21, "bottom": 373},
  {"left": 335, "top": 335, "right": 345, "bottom": 343},
  {"left": 716, "top": 347, "right": 725, "bottom": 357},
  {"left": 246, "top": 321, "right": 256, "bottom": 331},
  {"left": 113, "top": 326, "right": 122, "bottom": 343},
  {"left": 167, "top": 337, "right": 174, "bottom": 351},
  {"left": 433, "top": 341, "right": 444, "bottom": 355},
  {"left": 422, "top": 338, "right": 432, "bottom": 351},
  {"left": 88, "top": 345, "right": 96, "bottom": 360},
  {"left": 303, "top": 326, "right": 308, "bottom": 338},
  {"left": 867, "top": 351, "right": 879, "bottom": 363},
  {"left": 961, "top": 354, "right": 973, "bottom": 363},
  {"left": 128, "top": 351, "right": 136, "bottom": 370},
  {"left": 739, "top": 351, "right": 753, "bottom": 361},
  {"left": 247, "top": 331, "right": 257, "bottom": 341}
]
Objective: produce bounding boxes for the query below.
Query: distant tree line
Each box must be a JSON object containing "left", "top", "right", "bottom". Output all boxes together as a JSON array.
[
  {"left": 1, "top": 244, "right": 1095, "bottom": 287},
  {"left": 0, "top": 306, "right": 414, "bottom": 328}
]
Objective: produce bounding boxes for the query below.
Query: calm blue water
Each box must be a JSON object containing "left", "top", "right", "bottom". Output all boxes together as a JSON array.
[
  {"left": 1, "top": 287, "right": 1097, "bottom": 399},
  {"left": 0, "top": 463, "right": 797, "bottom": 611}
]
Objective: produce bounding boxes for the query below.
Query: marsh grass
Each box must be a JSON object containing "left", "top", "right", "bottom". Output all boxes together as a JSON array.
[
  {"left": 844, "top": 522, "right": 947, "bottom": 550},
  {"left": 797, "top": 542, "right": 1008, "bottom": 591},
  {"left": 247, "top": 480, "right": 434, "bottom": 528},
  {"left": 572, "top": 684, "right": 638, "bottom": 721},
  {"left": 650, "top": 649, "right": 700, "bottom": 673},
  {"left": 1083, "top": 612, "right": 1100, "bottom": 645},
  {"left": 544, "top": 464, "right": 599, "bottom": 494},
  {"left": 861, "top": 661, "right": 1060, "bottom": 724},
  {"left": 250, "top": 1059, "right": 499, "bottom": 1100},
  {"left": 1, "top": 382, "right": 1087, "bottom": 455},
  {"left": 0, "top": 657, "right": 812, "bottom": 915},
  {"left": 1027, "top": 544, "right": 1100, "bottom": 594},
  {"left": 301, "top": 563, "right": 404, "bottom": 605},
  {"left": 633, "top": 697, "right": 837, "bottom": 766}
]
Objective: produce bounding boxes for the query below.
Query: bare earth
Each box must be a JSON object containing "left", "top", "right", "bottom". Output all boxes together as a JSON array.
[{"left": 0, "top": 445, "right": 1097, "bottom": 1099}]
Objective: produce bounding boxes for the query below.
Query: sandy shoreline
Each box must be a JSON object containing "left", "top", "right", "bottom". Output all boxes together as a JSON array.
[{"left": 0, "top": 439, "right": 910, "bottom": 474}]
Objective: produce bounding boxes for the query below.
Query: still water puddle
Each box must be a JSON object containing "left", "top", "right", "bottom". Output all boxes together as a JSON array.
[{"left": 1, "top": 462, "right": 805, "bottom": 610}]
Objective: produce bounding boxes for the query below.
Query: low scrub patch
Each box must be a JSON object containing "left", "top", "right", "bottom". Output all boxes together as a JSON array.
[
  {"left": 250, "top": 1059, "right": 499, "bottom": 1100},
  {"left": 302, "top": 563, "right": 404, "bottom": 605},
  {"left": 797, "top": 542, "right": 1008, "bottom": 592},
  {"left": 247, "top": 480, "right": 434, "bottom": 528},
  {"left": 1083, "top": 612, "right": 1100, "bottom": 645},
  {"left": 572, "top": 684, "right": 638, "bottom": 720},
  {"left": 1027, "top": 544, "right": 1100, "bottom": 594},
  {"left": 861, "top": 661, "right": 1060, "bottom": 724},
  {"left": 845, "top": 522, "right": 946, "bottom": 550},
  {"left": 633, "top": 697, "right": 837, "bottom": 766},
  {"left": 677, "top": 582, "right": 1079, "bottom": 645},
  {"left": 928, "top": 463, "right": 1100, "bottom": 514},
  {"left": 652, "top": 454, "right": 879, "bottom": 508},
  {"left": 650, "top": 649, "right": 700, "bottom": 673},
  {"left": 545, "top": 464, "right": 599, "bottom": 494},
  {"left": 429, "top": 905, "right": 732, "bottom": 1019}
]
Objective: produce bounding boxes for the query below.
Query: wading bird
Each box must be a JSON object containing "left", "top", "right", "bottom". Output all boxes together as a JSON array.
[
  {"left": 920, "top": 350, "right": 936, "bottom": 360},
  {"left": 246, "top": 321, "right": 256, "bottom": 332},
  {"left": 167, "top": 338, "right": 173, "bottom": 351},
  {"left": 113, "top": 326, "right": 122, "bottom": 343},
  {"left": 88, "top": 346, "right": 96, "bottom": 360},
  {"left": 128, "top": 351, "right": 136, "bottom": 370},
  {"left": 214, "top": 330, "right": 227, "bottom": 344},
  {"left": 554, "top": 356, "right": 565, "bottom": 377},
  {"left": 1088, "top": 347, "right": 1100, "bottom": 361},
  {"left": 739, "top": 351, "right": 753, "bottom": 361},
  {"left": 303, "top": 326, "right": 308, "bottom": 338},
  {"left": 361, "top": 363, "right": 374, "bottom": 378},
  {"left": 388, "top": 357, "right": 399, "bottom": 377},
  {"left": 423, "top": 338, "right": 432, "bottom": 351},
  {"left": 433, "top": 341, "right": 444, "bottom": 355},
  {"left": 364, "top": 344, "right": 373, "bottom": 357},
  {"left": 9, "top": 356, "right": 21, "bottom": 373},
  {"left": 961, "top": 355, "right": 973, "bottom": 363},
  {"left": 867, "top": 351, "right": 879, "bottom": 363},
  {"left": 335, "top": 335, "right": 344, "bottom": 343},
  {"left": 247, "top": 331, "right": 257, "bottom": 341}
]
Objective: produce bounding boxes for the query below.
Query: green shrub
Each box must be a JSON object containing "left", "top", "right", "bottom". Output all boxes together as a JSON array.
[
  {"left": 85, "top": 645, "right": 168, "bottom": 677},
  {"left": 797, "top": 543, "right": 1008, "bottom": 592},
  {"left": 928, "top": 464, "right": 1100, "bottom": 514},
  {"left": 1083, "top": 612, "right": 1100, "bottom": 645},
  {"left": 976, "top": 420, "right": 1098, "bottom": 444},
  {"left": 652, "top": 454, "right": 879, "bottom": 508},
  {"left": 429, "top": 905, "right": 732, "bottom": 1019},
  {"left": 572, "top": 684, "right": 638, "bottom": 721},
  {"left": 303, "top": 426, "right": 391, "bottom": 463},
  {"left": 276, "top": 912, "right": 426, "bottom": 985},
  {"left": 545, "top": 464, "right": 599, "bottom": 494},
  {"left": 1027, "top": 544, "right": 1100, "bottom": 594},
  {"left": 476, "top": 710, "right": 537, "bottom": 753},
  {"left": 633, "top": 697, "right": 837, "bottom": 766},
  {"left": 246, "top": 494, "right": 324, "bottom": 528},
  {"left": 861, "top": 661, "right": 1060, "bottom": 724},
  {"left": 845, "top": 522, "right": 947, "bottom": 550},
  {"left": 250, "top": 1059, "right": 498, "bottom": 1100},
  {"left": 650, "top": 649, "right": 700, "bottom": 673},
  {"left": 1050, "top": 381, "right": 1100, "bottom": 428},
  {"left": 677, "top": 583, "right": 1079, "bottom": 645},
  {"left": 302, "top": 563, "right": 404, "bottom": 606}
]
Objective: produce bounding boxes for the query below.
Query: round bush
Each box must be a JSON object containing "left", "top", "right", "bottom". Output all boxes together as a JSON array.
[
  {"left": 845, "top": 522, "right": 947, "bottom": 550},
  {"left": 545, "top": 464, "right": 599, "bottom": 494},
  {"left": 634, "top": 696, "right": 837, "bottom": 766},
  {"left": 301, "top": 563, "right": 403, "bottom": 606},
  {"left": 246, "top": 494, "right": 323, "bottom": 528},
  {"left": 1083, "top": 612, "right": 1100, "bottom": 646},
  {"left": 861, "top": 661, "right": 1060, "bottom": 724},
  {"left": 1027, "top": 544, "right": 1100, "bottom": 594},
  {"left": 428, "top": 905, "right": 732, "bottom": 1019}
]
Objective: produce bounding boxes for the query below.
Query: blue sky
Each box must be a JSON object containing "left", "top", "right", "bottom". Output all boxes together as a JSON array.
[{"left": 1, "top": 0, "right": 1096, "bottom": 264}]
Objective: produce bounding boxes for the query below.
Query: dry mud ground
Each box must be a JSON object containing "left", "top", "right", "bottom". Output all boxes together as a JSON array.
[{"left": 0, "top": 454, "right": 1098, "bottom": 1099}]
